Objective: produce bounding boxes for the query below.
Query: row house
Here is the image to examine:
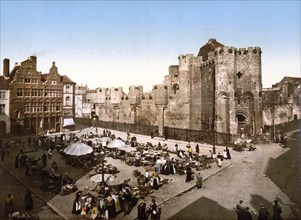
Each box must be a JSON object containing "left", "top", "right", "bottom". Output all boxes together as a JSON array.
[
  {"left": 1, "top": 56, "right": 76, "bottom": 135},
  {"left": 0, "top": 76, "right": 10, "bottom": 135}
]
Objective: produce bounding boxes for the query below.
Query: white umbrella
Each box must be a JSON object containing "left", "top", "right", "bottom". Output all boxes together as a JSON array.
[
  {"left": 90, "top": 174, "right": 115, "bottom": 183},
  {"left": 100, "top": 136, "right": 113, "bottom": 143},
  {"left": 107, "top": 139, "right": 126, "bottom": 148},
  {"left": 63, "top": 142, "right": 93, "bottom": 156}
]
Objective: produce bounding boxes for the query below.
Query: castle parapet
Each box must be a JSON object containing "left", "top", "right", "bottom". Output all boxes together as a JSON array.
[{"left": 153, "top": 84, "right": 168, "bottom": 105}]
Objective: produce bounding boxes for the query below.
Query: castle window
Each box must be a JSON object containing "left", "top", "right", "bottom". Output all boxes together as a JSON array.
[
  {"left": 173, "top": 84, "right": 179, "bottom": 94},
  {"left": 236, "top": 72, "right": 242, "bottom": 79},
  {"left": 237, "top": 99, "right": 241, "bottom": 106}
]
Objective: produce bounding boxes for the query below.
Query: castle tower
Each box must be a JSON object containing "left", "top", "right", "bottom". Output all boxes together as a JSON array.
[
  {"left": 153, "top": 84, "right": 168, "bottom": 137},
  {"left": 214, "top": 46, "right": 262, "bottom": 135}
]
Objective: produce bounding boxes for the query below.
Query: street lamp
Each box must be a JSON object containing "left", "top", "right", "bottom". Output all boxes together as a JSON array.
[
  {"left": 99, "top": 150, "right": 106, "bottom": 196},
  {"left": 210, "top": 67, "right": 216, "bottom": 154}
]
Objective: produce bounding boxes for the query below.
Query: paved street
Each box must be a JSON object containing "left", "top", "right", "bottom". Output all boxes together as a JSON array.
[
  {"left": 164, "top": 131, "right": 301, "bottom": 220},
  {"left": 0, "top": 126, "right": 300, "bottom": 220}
]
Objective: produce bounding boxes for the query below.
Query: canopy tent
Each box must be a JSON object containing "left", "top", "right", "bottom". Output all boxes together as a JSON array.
[{"left": 63, "top": 118, "right": 75, "bottom": 127}]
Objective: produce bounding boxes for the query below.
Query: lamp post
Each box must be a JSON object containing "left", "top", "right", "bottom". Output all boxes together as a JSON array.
[
  {"left": 99, "top": 150, "right": 106, "bottom": 196},
  {"left": 211, "top": 67, "right": 216, "bottom": 154}
]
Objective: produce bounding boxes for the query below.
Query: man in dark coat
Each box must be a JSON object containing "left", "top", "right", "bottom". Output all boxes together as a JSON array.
[
  {"left": 258, "top": 203, "right": 269, "bottom": 220},
  {"left": 150, "top": 198, "right": 157, "bottom": 220},
  {"left": 272, "top": 200, "right": 282, "bottom": 220},
  {"left": 24, "top": 189, "right": 33, "bottom": 211},
  {"left": 15, "top": 154, "right": 19, "bottom": 168},
  {"left": 243, "top": 207, "right": 252, "bottom": 220},
  {"left": 185, "top": 165, "right": 192, "bottom": 182},
  {"left": 226, "top": 147, "right": 231, "bottom": 159},
  {"left": 137, "top": 198, "right": 147, "bottom": 220},
  {"left": 236, "top": 200, "right": 246, "bottom": 220},
  {"left": 42, "top": 153, "right": 47, "bottom": 167},
  {"left": 195, "top": 144, "right": 200, "bottom": 154}
]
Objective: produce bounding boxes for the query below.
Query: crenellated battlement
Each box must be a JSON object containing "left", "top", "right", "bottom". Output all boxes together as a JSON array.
[
  {"left": 214, "top": 46, "right": 261, "bottom": 56},
  {"left": 153, "top": 84, "right": 168, "bottom": 105},
  {"left": 178, "top": 54, "right": 194, "bottom": 72},
  {"left": 200, "top": 59, "right": 215, "bottom": 69}
]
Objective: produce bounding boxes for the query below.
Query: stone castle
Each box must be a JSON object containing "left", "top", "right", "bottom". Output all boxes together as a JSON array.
[{"left": 80, "top": 38, "right": 271, "bottom": 138}]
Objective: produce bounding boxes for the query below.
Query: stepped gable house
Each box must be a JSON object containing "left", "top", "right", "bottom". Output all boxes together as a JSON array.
[{"left": 1, "top": 56, "right": 76, "bottom": 135}]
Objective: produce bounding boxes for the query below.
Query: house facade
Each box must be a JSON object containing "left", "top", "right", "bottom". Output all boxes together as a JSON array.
[{"left": 1, "top": 56, "right": 76, "bottom": 135}]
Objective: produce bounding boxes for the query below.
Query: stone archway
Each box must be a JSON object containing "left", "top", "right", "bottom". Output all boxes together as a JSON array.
[{"left": 235, "top": 111, "right": 249, "bottom": 136}]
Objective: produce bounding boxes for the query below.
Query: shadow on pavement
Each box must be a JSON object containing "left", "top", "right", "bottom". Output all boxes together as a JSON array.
[
  {"left": 264, "top": 132, "right": 301, "bottom": 210},
  {"left": 167, "top": 196, "right": 236, "bottom": 220},
  {"left": 250, "top": 194, "right": 273, "bottom": 217}
]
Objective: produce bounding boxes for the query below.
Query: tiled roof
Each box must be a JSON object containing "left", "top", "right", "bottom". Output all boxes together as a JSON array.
[
  {"left": 198, "top": 38, "right": 224, "bottom": 59},
  {"left": 281, "top": 76, "right": 301, "bottom": 85},
  {"left": 61, "top": 75, "right": 75, "bottom": 84},
  {"left": 201, "top": 38, "right": 224, "bottom": 49},
  {"left": 40, "top": 73, "right": 48, "bottom": 82}
]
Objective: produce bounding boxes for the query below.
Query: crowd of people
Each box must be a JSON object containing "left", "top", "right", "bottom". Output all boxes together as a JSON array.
[
  {"left": 1, "top": 127, "right": 295, "bottom": 220},
  {"left": 236, "top": 199, "right": 283, "bottom": 220}
]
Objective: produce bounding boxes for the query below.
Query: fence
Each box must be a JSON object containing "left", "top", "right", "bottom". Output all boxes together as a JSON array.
[
  {"left": 74, "top": 117, "right": 234, "bottom": 146},
  {"left": 267, "top": 119, "right": 301, "bottom": 141}
]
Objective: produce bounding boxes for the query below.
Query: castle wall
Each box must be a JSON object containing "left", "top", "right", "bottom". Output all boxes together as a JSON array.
[
  {"left": 263, "top": 104, "right": 298, "bottom": 126},
  {"left": 164, "top": 55, "right": 192, "bottom": 129},
  {"left": 80, "top": 39, "right": 270, "bottom": 139}
]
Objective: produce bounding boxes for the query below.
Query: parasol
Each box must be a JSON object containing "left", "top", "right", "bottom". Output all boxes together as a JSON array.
[
  {"left": 107, "top": 139, "right": 126, "bottom": 148},
  {"left": 90, "top": 174, "right": 115, "bottom": 183},
  {"left": 63, "top": 142, "right": 93, "bottom": 156}
]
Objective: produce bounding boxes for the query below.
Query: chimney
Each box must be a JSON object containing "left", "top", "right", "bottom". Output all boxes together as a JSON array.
[
  {"left": 3, "top": 58, "right": 10, "bottom": 77},
  {"left": 29, "top": 56, "right": 37, "bottom": 65}
]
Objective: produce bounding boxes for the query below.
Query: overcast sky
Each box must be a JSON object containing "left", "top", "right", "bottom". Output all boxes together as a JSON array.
[{"left": 1, "top": 1, "right": 300, "bottom": 92}]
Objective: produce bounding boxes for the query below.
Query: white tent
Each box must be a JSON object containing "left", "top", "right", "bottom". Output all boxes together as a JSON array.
[
  {"left": 107, "top": 139, "right": 126, "bottom": 148},
  {"left": 63, "top": 142, "right": 93, "bottom": 156}
]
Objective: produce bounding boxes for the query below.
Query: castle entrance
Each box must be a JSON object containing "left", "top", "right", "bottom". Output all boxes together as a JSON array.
[{"left": 236, "top": 113, "right": 250, "bottom": 137}]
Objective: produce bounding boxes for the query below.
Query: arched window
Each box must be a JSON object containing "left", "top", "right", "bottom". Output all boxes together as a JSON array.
[
  {"left": 173, "top": 84, "right": 179, "bottom": 94},
  {"left": 66, "top": 85, "right": 70, "bottom": 93}
]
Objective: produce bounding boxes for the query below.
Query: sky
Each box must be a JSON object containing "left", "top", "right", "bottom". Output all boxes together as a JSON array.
[{"left": 0, "top": 1, "right": 300, "bottom": 92}]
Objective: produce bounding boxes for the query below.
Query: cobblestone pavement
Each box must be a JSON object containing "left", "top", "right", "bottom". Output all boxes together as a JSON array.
[
  {"left": 0, "top": 127, "right": 300, "bottom": 220},
  {"left": 164, "top": 131, "right": 301, "bottom": 220}
]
